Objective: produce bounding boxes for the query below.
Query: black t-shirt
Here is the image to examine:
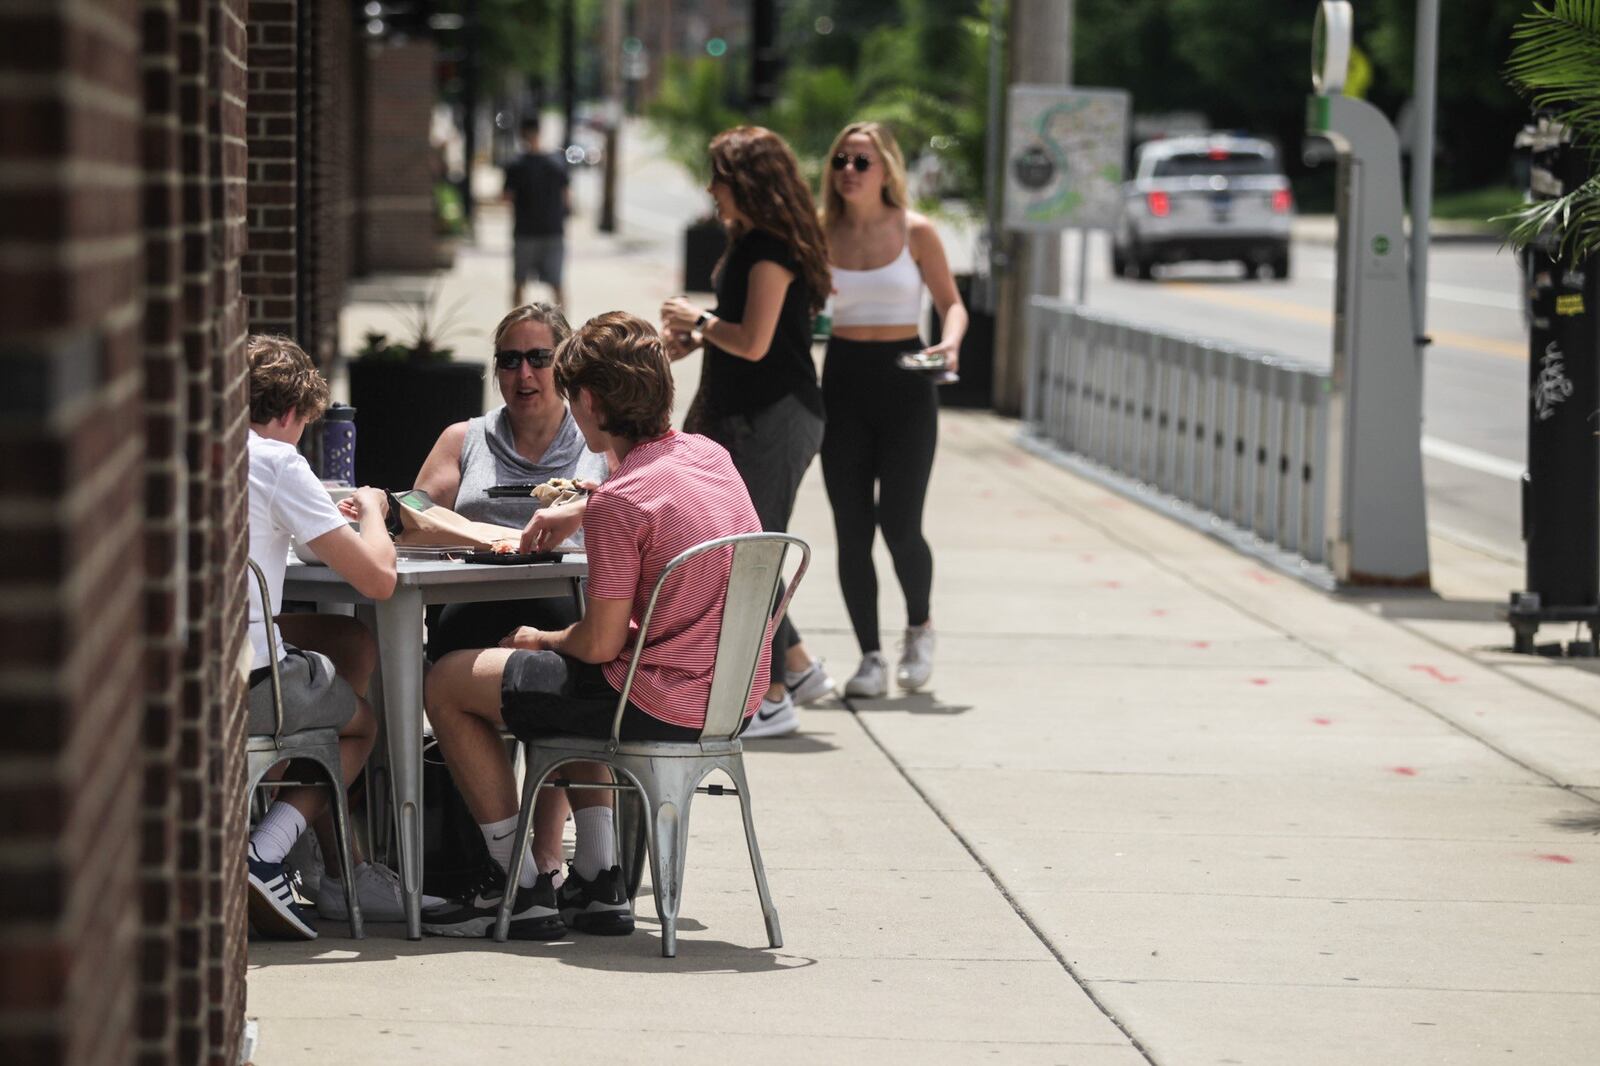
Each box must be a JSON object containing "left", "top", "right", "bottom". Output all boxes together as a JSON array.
[
  {"left": 503, "top": 152, "right": 569, "bottom": 237},
  {"left": 701, "top": 229, "right": 821, "bottom": 419}
]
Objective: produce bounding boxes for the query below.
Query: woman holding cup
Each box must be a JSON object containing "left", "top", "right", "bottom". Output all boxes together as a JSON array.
[{"left": 659, "top": 126, "right": 835, "bottom": 737}]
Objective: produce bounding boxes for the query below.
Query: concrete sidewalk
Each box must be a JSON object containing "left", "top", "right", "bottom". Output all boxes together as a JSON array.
[{"left": 253, "top": 146, "right": 1600, "bottom": 1064}]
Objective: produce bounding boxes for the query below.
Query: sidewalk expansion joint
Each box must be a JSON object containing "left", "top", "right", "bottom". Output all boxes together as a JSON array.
[{"left": 841, "top": 695, "right": 1161, "bottom": 1066}]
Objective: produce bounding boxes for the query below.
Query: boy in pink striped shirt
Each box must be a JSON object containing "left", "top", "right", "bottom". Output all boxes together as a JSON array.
[{"left": 422, "top": 312, "right": 766, "bottom": 940}]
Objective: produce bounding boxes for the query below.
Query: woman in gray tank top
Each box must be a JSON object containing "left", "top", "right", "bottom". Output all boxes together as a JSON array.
[{"left": 414, "top": 303, "right": 612, "bottom": 661}]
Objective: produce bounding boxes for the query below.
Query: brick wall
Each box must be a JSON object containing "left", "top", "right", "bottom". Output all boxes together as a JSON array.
[
  {"left": 362, "top": 39, "right": 440, "bottom": 273},
  {"left": 1, "top": 0, "right": 251, "bottom": 1063},
  {"left": 137, "top": 0, "right": 185, "bottom": 1061},
  {"left": 243, "top": 0, "right": 297, "bottom": 339},
  {"left": 0, "top": 3, "right": 149, "bottom": 1065},
  {"left": 244, "top": 0, "right": 353, "bottom": 366}
]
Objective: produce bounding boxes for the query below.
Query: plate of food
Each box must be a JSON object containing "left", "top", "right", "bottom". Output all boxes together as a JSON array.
[{"left": 485, "top": 477, "right": 589, "bottom": 507}]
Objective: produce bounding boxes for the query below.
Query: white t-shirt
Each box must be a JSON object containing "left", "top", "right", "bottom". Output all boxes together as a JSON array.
[{"left": 248, "top": 430, "right": 347, "bottom": 670}]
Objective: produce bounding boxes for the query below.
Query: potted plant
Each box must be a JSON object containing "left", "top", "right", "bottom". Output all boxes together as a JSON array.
[{"left": 347, "top": 281, "right": 485, "bottom": 491}]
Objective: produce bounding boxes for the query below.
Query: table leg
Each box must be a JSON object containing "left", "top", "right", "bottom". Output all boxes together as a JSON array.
[
  {"left": 375, "top": 588, "right": 427, "bottom": 939},
  {"left": 355, "top": 603, "right": 391, "bottom": 865}
]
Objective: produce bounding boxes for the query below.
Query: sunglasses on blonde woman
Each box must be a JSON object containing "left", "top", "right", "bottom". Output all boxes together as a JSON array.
[{"left": 831, "top": 153, "right": 872, "bottom": 173}]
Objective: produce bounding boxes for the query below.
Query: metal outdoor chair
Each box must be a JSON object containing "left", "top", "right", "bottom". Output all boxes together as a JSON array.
[
  {"left": 244, "top": 558, "right": 364, "bottom": 939},
  {"left": 495, "top": 532, "right": 809, "bottom": 957}
]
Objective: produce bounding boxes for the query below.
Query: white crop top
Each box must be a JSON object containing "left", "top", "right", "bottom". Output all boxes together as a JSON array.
[{"left": 831, "top": 241, "right": 924, "bottom": 326}]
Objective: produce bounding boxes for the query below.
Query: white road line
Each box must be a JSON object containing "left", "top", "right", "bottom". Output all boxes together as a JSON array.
[
  {"left": 1421, "top": 437, "right": 1524, "bottom": 481},
  {"left": 1300, "top": 264, "right": 1522, "bottom": 310}
]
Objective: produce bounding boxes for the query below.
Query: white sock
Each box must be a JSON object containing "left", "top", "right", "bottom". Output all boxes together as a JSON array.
[
  {"left": 571, "top": 806, "right": 615, "bottom": 881},
  {"left": 480, "top": 816, "right": 539, "bottom": 888},
  {"left": 249, "top": 802, "right": 306, "bottom": 865}
]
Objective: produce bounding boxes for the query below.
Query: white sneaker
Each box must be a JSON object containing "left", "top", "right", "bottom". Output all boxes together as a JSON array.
[
  {"left": 844, "top": 652, "right": 889, "bottom": 698},
  {"left": 896, "top": 624, "right": 935, "bottom": 691},
  {"left": 316, "top": 860, "right": 445, "bottom": 922},
  {"left": 784, "top": 659, "right": 835, "bottom": 705},
  {"left": 743, "top": 691, "right": 800, "bottom": 738}
]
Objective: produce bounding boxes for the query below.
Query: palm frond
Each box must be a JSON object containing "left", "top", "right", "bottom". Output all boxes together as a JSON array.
[
  {"left": 1500, "top": 175, "right": 1600, "bottom": 260},
  {"left": 1507, "top": 1, "right": 1600, "bottom": 149}
]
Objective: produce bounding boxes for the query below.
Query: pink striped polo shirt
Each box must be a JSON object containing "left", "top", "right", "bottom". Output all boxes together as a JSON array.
[{"left": 582, "top": 431, "right": 770, "bottom": 728}]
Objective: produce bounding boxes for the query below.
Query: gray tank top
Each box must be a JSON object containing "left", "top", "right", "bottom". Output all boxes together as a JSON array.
[{"left": 455, "top": 405, "right": 608, "bottom": 528}]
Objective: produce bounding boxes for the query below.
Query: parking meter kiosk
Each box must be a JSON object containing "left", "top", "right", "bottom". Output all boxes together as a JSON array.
[{"left": 1307, "top": 1, "right": 1431, "bottom": 587}]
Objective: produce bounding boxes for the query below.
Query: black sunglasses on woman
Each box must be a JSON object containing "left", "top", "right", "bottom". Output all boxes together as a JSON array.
[
  {"left": 493, "top": 348, "right": 555, "bottom": 371},
  {"left": 831, "top": 153, "right": 872, "bottom": 173}
]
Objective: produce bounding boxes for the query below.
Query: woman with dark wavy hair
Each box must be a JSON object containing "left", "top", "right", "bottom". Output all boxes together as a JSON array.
[{"left": 660, "top": 125, "right": 835, "bottom": 737}]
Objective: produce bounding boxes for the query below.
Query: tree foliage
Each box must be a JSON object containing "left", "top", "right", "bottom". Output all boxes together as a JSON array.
[{"left": 1502, "top": 0, "right": 1600, "bottom": 261}]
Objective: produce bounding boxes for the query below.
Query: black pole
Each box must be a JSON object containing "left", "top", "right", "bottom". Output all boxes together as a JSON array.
[
  {"left": 1511, "top": 114, "right": 1600, "bottom": 654},
  {"left": 460, "top": 0, "right": 481, "bottom": 221},
  {"left": 750, "top": 0, "right": 779, "bottom": 108},
  {"left": 561, "top": 0, "right": 577, "bottom": 152}
]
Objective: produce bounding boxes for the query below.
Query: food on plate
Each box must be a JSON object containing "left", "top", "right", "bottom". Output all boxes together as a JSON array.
[
  {"left": 530, "top": 477, "right": 586, "bottom": 507},
  {"left": 491, "top": 540, "right": 518, "bottom": 554}
]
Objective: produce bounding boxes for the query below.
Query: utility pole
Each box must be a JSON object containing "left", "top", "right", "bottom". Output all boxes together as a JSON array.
[
  {"left": 991, "top": 0, "right": 1071, "bottom": 415},
  {"left": 599, "top": 0, "right": 624, "bottom": 233},
  {"left": 561, "top": 0, "right": 577, "bottom": 152},
  {"left": 1409, "top": 0, "right": 1440, "bottom": 346},
  {"left": 460, "top": 0, "right": 481, "bottom": 223},
  {"left": 750, "top": 0, "right": 780, "bottom": 107}
]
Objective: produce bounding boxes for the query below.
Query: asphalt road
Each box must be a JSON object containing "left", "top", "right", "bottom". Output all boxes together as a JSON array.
[{"left": 1066, "top": 231, "right": 1527, "bottom": 561}]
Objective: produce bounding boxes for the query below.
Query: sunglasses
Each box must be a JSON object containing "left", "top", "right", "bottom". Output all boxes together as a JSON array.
[
  {"left": 493, "top": 348, "right": 555, "bottom": 371},
  {"left": 831, "top": 152, "right": 873, "bottom": 173}
]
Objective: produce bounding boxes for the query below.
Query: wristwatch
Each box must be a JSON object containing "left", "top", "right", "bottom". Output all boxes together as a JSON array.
[{"left": 694, "top": 311, "right": 710, "bottom": 330}]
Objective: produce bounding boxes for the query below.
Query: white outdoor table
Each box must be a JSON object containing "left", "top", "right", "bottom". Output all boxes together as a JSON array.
[{"left": 284, "top": 556, "right": 587, "bottom": 938}]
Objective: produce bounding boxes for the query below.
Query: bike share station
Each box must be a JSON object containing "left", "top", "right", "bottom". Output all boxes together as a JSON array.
[
  {"left": 1307, "top": 1, "right": 1431, "bottom": 587},
  {"left": 1506, "top": 115, "right": 1600, "bottom": 656}
]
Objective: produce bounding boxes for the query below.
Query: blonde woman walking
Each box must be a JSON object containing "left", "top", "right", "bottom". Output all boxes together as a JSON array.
[{"left": 820, "top": 122, "right": 968, "bottom": 697}]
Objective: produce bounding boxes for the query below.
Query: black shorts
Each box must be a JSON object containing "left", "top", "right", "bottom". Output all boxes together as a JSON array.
[{"left": 500, "top": 651, "right": 703, "bottom": 742}]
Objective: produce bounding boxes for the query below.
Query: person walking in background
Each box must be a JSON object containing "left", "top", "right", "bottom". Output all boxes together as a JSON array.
[
  {"left": 503, "top": 119, "right": 570, "bottom": 308},
  {"left": 819, "top": 121, "right": 967, "bottom": 697},
  {"left": 659, "top": 126, "right": 835, "bottom": 738}
]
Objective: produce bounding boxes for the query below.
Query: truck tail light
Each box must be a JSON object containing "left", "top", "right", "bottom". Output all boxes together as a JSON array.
[
  {"left": 1146, "top": 191, "right": 1171, "bottom": 218},
  {"left": 1271, "top": 188, "right": 1293, "bottom": 214}
]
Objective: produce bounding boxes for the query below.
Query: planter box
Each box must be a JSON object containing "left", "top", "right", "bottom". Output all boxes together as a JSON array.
[
  {"left": 348, "top": 359, "right": 485, "bottom": 490},
  {"left": 926, "top": 273, "right": 996, "bottom": 410},
  {"left": 683, "top": 218, "right": 727, "bottom": 293}
]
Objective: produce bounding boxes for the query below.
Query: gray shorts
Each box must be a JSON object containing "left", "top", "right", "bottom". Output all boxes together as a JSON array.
[
  {"left": 247, "top": 645, "right": 357, "bottom": 736},
  {"left": 513, "top": 235, "right": 565, "bottom": 288}
]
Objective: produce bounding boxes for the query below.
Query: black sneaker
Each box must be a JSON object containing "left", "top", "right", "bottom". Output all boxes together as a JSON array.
[
  {"left": 420, "top": 862, "right": 564, "bottom": 940},
  {"left": 557, "top": 864, "right": 634, "bottom": 935},
  {"left": 247, "top": 844, "right": 318, "bottom": 940}
]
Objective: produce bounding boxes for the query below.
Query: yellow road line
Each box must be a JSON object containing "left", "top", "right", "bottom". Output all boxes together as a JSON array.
[{"left": 1163, "top": 281, "right": 1526, "bottom": 361}]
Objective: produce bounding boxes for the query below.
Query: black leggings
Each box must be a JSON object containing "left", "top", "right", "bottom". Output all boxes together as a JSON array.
[{"left": 820, "top": 336, "right": 938, "bottom": 654}]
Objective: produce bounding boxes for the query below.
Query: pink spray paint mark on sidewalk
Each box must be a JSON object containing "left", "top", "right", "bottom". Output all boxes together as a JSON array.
[
  {"left": 1311, "top": 716, "right": 1333, "bottom": 726},
  {"left": 1248, "top": 678, "right": 1271, "bottom": 686},
  {"left": 1390, "top": 766, "right": 1418, "bottom": 777},
  {"left": 1189, "top": 640, "right": 1210, "bottom": 649},
  {"left": 1245, "top": 570, "right": 1278, "bottom": 586},
  {"left": 1537, "top": 854, "right": 1575, "bottom": 864},
  {"left": 1409, "top": 664, "right": 1461, "bottom": 684}
]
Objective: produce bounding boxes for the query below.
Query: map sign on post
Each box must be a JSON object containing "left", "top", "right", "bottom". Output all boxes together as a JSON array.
[{"left": 1005, "top": 86, "right": 1130, "bottom": 232}]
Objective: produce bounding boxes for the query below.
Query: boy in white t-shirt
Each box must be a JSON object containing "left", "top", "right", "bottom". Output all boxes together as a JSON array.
[{"left": 246, "top": 334, "right": 402, "bottom": 939}]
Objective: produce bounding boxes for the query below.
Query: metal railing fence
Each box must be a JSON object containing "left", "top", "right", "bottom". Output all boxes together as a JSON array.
[{"left": 1024, "top": 298, "right": 1332, "bottom": 571}]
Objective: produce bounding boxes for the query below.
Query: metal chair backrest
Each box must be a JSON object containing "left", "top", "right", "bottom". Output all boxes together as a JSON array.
[
  {"left": 245, "top": 558, "right": 287, "bottom": 741},
  {"left": 609, "top": 532, "right": 809, "bottom": 745}
]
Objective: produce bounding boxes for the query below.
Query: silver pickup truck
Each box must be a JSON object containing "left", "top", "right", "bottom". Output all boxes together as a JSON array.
[{"left": 1111, "top": 135, "right": 1294, "bottom": 280}]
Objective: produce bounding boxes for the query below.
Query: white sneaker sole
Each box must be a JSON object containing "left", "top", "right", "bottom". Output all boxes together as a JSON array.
[
  {"left": 843, "top": 678, "right": 888, "bottom": 698},
  {"left": 787, "top": 667, "right": 836, "bottom": 706},
  {"left": 897, "top": 670, "right": 932, "bottom": 692},
  {"left": 743, "top": 708, "right": 800, "bottom": 738}
]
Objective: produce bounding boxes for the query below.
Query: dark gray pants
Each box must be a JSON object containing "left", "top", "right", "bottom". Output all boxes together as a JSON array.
[{"left": 696, "top": 393, "right": 825, "bottom": 688}]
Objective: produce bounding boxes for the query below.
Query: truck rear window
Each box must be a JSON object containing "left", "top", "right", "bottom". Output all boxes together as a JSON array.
[{"left": 1152, "top": 153, "right": 1278, "bottom": 177}]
